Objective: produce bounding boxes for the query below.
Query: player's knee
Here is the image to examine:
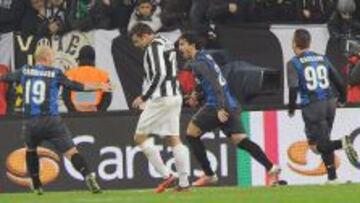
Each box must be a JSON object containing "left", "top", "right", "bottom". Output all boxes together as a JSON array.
[
  {"left": 165, "top": 136, "right": 182, "bottom": 147},
  {"left": 186, "top": 122, "right": 202, "bottom": 137},
  {"left": 231, "top": 133, "right": 248, "bottom": 145},
  {"left": 134, "top": 134, "right": 148, "bottom": 145}
]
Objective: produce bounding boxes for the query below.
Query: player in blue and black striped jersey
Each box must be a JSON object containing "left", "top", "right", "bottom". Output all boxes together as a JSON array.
[
  {"left": 287, "top": 28, "right": 358, "bottom": 184},
  {"left": 178, "top": 32, "right": 281, "bottom": 187},
  {"left": 0, "top": 46, "right": 111, "bottom": 194}
]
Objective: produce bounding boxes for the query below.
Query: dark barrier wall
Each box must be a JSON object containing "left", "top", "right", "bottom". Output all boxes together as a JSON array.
[{"left": 0, "top": 112, "right": 237, "bottom": 192}]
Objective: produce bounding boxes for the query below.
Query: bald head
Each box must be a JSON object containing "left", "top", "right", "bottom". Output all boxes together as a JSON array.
[{"left": 34, "top": 46, "right": 55, "bottom": 66}]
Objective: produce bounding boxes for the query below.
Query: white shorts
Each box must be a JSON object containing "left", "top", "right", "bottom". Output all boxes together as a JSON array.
[{"left": 135, "top": 96, "right": 182, "bottom": 137}]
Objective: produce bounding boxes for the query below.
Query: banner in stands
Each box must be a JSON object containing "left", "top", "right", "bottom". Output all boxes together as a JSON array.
[
  {"left": 0, "top": 112, "right": 237, "bottom": 192},
  {"left": 0, "top": 32, "right": 14, "bottom": 70},
  {"left": 238, "top": 108, "right": 360, "bottom": 186}
]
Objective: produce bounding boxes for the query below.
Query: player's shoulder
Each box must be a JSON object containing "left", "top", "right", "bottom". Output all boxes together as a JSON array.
[{"left": 150, "top": 35, "right": 174, "bottom": 50}]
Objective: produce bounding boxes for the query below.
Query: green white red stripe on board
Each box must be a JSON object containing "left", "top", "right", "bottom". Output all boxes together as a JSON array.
[{"left": 237, "top": 111, "right": 279, "bottom": 187}]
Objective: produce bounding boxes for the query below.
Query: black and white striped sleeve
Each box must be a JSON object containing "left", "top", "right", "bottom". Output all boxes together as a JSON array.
[{"left": 141, "top": 42, "right": 167, "bottom": 101}]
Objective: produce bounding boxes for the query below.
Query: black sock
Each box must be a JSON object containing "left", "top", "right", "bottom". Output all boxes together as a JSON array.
[
  {"left": 317, "top": 140, "right": 342, "bottom": 154},
  {"left": 71, "top": 153, "right": 91, "bottom": 178},
  {"left": 238, "top": 138, "right": 273, "bottom": 171},
  {"left": 26, "top": 150, "right": 42, "bottom": 188},
  {"left": 187, "top": 136, "right": 215, "bottom": 176},
  {"left": 330, "top": 140, "right": 343, "bottom": 151},
  {"left": 321, "top": 152, "right": 337, "bottom": 180}
]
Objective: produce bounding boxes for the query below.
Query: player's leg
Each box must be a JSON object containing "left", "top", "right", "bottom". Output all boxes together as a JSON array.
[
  {"left": 23, "top": 119, "right": 43, "bottom": 195},
  {"left": 62, "top": 147, "right": 101, "bottom": 193},
  {"left": 317, "top": 99, "right": 343, "bottom": 154},
  {"left": 25, "top": 146, "right": 43, "bottom": 195},
  {"left": 231, "top": 133, "right": 275, "bottom": 172},
  {"left": 134, "top": 134, "right": 172, "bottom": 180},
  {"left": 326, "top": 99, "right": 358, "bottom": 162},
  {"left": 165, "top": 136, "right": 190, "bottom": 191},
  {"left": 186, "top": 106, "right": 219, "bottom": 186},
  {"left": 134, "top": 97, "right": 174, "bottom": 181},
  {"left": 49, "top": 117, "right": 101, "bottom": 193},
  {"left": 303, "top": 101, "right": 338, "bottom": 182},
  {"left": 224, "top": 108, "right": 280, "bottom": 185}
]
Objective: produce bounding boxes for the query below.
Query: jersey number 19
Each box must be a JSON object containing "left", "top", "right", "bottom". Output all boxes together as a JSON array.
[{"left": 25, "top": 80, "right": 46, "bottom": 104}]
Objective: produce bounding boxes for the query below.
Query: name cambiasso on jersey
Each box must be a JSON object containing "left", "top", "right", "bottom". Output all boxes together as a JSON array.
[
  {"left": 290, "top": 51, "right": 333, "bottom": 105},
  {"left": 21, "top": 65, "right": 62, "bottom": 117}
]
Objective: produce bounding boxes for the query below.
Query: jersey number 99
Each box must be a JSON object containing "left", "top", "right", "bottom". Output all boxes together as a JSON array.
[
  {"left": 304, "top": 65, "right": 330, "bottom": 91},
  {"left": 25, "top": 80, "right": 46, "bottom": 105}
]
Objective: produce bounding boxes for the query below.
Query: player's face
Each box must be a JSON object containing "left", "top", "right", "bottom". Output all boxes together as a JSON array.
[
  {"left": 178, "top": 39, "right": 194, "bottom": 60},
  {"left": 132, "top": 34, "right": 150, "bottom": 49}
]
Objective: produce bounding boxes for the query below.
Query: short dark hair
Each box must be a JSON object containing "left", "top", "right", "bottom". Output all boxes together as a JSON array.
[
  {"left": 178, "top": 32, "right": 203, "bottom": 50},
  {"left": 293, "top": 29, "right": 311, "bottom": 49},
  {"left": 137, "top": 0, "right": 152, "bottom": 6},
  {"left": 129, "top": 23, "right": 154, "bottom": 38}
]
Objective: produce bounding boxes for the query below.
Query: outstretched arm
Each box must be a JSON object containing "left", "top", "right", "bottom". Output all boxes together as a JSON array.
[
  {"left": 0, "top": 69, "right": 22, "bottom": 83},
  {"left": 287, "top": 61, "right": 299, "bottom": 116},
  {"left": 58, "top": 71, "right": 112, "bottom": 92}
]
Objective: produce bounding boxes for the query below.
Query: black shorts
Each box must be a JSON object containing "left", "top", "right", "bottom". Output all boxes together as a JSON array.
[
  {"left": 301, "top": 98, "right": 337, "bottom": 145},
  {"left": 23, "top": 116, "right": 75, "bottom": 153},
  {"left": 192, "top": 105, "right": 245, "bottom": 137}
]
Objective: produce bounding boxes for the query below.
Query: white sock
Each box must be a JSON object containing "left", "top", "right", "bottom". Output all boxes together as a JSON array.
[
  {"left": 140, "top": 139, "right": 171, "bottom": 179},
  {"left": 172, "top": 144, "right": 190, "bottom": 187}
]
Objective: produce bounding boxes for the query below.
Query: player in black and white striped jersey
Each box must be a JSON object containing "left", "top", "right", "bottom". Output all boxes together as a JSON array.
[{"left": 129, "top": 23, "right": 190, "bottom": 192}]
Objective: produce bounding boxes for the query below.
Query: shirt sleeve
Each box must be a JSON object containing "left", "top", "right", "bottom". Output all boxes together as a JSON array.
[
  {"left": 287, "top": 61, "right": 298, "bottom": 110},
  {"left": 0, "top": 69, "right": 22, "bottom": 82},
  {"left": 324, "top": 58, "right": 347, "bottom": 102},
  {"left": 287, "top": 61, "right": 299, "bottom": 88},
  {"left": 193, "top": 60, "right": 226, "bottom": 109},
  {"left": 58, "top": 71, "right": 85, "bottom": 91}
]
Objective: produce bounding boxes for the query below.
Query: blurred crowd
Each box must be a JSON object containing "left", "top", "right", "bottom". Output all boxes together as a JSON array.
[{"left": 1, "top": 0, "right": 360, "bottom": 40}]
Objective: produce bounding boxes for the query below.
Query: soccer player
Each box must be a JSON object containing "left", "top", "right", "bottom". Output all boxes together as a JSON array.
[
  {"left": 178, "top": 32, "right": 281, "bottom": 187},
  {"left": 287, "top": 28, "right": 358, "bottom": 183},
  {"left": 129, "top": 23, "right": 190, "bottom": 192},
  {"left": 0, "top": 46, "right": 111, "bottom": 194}
]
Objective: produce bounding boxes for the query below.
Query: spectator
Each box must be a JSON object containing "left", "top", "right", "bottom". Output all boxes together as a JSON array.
[
  {"left": 189, "top": 0, "right": 209, "bottom": 34},
  {"left": 67, "top": 0, "right": 111, "bottom": 31},
  {"left": 160, "top": 0, "right": 191, "bottom": 31},
  {"left": 63, "top": 45, "right": 112, "bottom": 112},
  {"left": 298, "top": 0, "right": 337, "bottom": 23},
  {"left": 43, "top": 0, "right": 68, "bottom": 36},
  {"left": 354, "top": 0, "right": 360, "bottom": 20},
  {"left": 20, "top": 0, "right": 47, "bottom": 36},
  {"left": 268, "top": 0, "right": 299, "bottom": 22},
  {"left": 245, "top": 0, "right": 271, "bottom": 22},
  {"left": 127, "top": 0, "right": 162, "bottom": 33},
  {"left": 106, "top": 0, "right": 137, "bottom": 32},
  {"left": 0, "top": 0, "right": 25, "bottom": 33},
  {"left": 328, "top": 0, "right": 360, "bottom": 38},
  {"left": 207, "top": 0, "right": 240, "bottom": 23}
]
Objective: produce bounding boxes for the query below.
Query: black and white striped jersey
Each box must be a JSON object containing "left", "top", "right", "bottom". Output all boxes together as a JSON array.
[{"left": 142, "top": 35, "right": 181, "bottom": 101}]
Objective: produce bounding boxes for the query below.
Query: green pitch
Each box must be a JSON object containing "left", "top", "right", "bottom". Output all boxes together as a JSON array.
[{"left": 1, "top": 184, "right": 360, "bottom": 203}]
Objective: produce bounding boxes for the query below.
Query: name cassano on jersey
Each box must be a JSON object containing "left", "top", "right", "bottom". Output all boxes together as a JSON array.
[{"left": 23, "top": 67, "right": 56, "bottom": 78}]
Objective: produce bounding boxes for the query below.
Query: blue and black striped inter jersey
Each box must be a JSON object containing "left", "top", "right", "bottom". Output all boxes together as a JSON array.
[
  {"left": 287, "top": 51, "right": 345, "bottom": 106},
  {"left": 1, "top": 65, "right": 85, "bottom": 117},
  {"left": 192, "top": 51, "right": 238, "bottom": 109}
]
